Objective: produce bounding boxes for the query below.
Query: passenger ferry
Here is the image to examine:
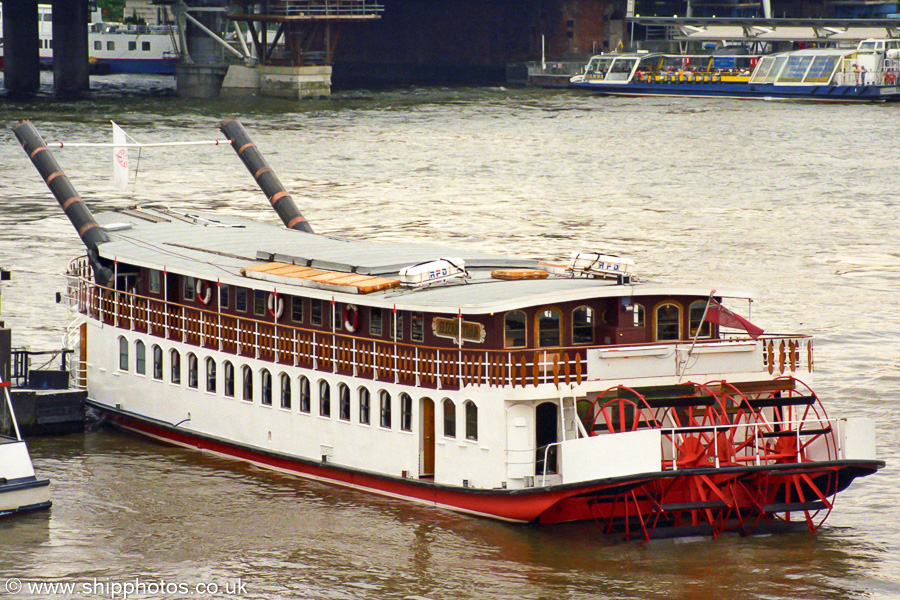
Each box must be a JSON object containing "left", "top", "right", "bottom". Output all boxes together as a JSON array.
[
  {"left": 0, "top": 5, "right": 179, "bottom": 75},
  {"left": 12, "top": 118, "right": 883, "bottom": 540},
  {"left": 571, "top": 39, "right": 900, "bottom": 102}
]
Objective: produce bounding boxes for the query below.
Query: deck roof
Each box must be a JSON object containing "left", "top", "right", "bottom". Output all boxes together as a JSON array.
[{"left": 91, "top": 206, "right": 752, "bottom": 314}]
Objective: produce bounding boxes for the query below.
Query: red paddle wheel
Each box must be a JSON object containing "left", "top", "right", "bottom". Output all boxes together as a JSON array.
[
  {"left": 737, "top": 377, "right": 839, "bottom": 531},
  {"left": 580, "top": 378, "right": 843, "bottom": 539}
]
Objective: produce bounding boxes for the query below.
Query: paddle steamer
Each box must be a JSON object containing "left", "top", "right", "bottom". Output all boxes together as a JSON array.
[{"left": 13, "top": 119, "right": 883, "bottom": 539}]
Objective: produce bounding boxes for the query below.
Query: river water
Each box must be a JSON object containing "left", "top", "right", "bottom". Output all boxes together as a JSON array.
[{"left": 0, "top": 74, "right": 898, "bottom": 599}]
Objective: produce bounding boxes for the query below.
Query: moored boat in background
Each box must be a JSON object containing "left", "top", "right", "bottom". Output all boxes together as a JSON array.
[
  {"left": 571, "top": 39, "right": 900, "bottom": 101},
  {"left": 0, "top": 4, "right": 179, "bottom": 75},
  {"left": 11, "top": 118, "right": 884, "bottom": 540}
]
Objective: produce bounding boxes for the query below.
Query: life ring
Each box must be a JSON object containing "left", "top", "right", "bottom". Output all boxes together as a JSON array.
[
  {"left": 195, "top": 280, "right": 212, "bottom": 305},
  {"left": 343, "top": 304, "right": 359, "bottom": 333},
  {"left": 267, "top": 293, "right": 284, "bottom": 319}
]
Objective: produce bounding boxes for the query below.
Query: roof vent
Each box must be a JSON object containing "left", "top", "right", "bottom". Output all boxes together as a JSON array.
[{"left": 399, "top": 258, "right": 467, "bottom": 287}]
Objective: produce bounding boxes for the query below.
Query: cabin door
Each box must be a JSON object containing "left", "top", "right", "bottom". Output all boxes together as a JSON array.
[
  {"left": 420, "top": 398, "right": 435, "bottom": 478},
  {"left": 535, "top": 402, "right": 559, "bottom": 475}
]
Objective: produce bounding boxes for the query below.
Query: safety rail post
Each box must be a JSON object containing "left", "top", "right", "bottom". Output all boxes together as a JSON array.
[
  {"left": 254, "top": 321, "right": 259, "bottom": 359},
  {"left": 200, "top": 311, "right": 205, "bottom": 348},
  {"left": 436, "top": 349, "right": 442, "bottom": 390},
  {"left": 312, "top": 332, "right": 318, "bottom": 370},
  {"left": 236, "top": 317, "right": 242, "bottom": 356}
]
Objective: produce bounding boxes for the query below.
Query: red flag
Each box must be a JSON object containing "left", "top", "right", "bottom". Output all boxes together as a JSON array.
[{"left": 704, "top": 300, "right": 764, "bottom": 340}]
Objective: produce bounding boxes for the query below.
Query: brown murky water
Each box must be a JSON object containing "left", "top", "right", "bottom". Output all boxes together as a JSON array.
[{"left": 0, "top": 75, "right": 898, "bottom": 599}]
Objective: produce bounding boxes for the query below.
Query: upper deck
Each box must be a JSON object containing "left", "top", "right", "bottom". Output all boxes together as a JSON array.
[{"left": 90, "top": 206, "right": 750, "bottom": 314}]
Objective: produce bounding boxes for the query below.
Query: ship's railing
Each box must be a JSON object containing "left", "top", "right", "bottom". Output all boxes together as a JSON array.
[
  {"left": 247, "top": 0, "right": 385, "bottom": 16},
  {"left": 532, "top": 417, "right": 839, "bottom": 487},
  {"left": 64, "top": 256, "right": 809, "bottom": 391}
]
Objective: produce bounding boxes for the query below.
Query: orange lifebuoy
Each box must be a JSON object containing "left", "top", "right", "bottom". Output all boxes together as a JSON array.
[
  {"left": 195, "top": 280, "right": 212, "bottom": 305},
  {"left": 343, "top": 304, "right": 359, "bottom": 333}
]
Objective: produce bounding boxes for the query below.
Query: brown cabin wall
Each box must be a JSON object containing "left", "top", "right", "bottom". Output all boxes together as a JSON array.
[{"left": 131, "top": 265, "right": 716, "bottom": 353}]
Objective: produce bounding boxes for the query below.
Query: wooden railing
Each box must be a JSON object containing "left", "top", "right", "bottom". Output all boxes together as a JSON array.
[
  {"left": 65, "top": 258, "right": 590, "bottom": 391},
  {"left": 65, "top": 256, "right": 806, "bottom": 390}
]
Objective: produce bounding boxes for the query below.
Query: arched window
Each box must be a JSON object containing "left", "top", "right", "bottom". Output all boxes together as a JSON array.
[
  {"left": 170, "top": 349, "right": 181, "bottom": 384},
  {"left": 537, "top": 308, "right": 562, "bottom": 347},
  {"left": 443, "top": 398, "right": 456, "bottom": 438},
  {"left": 261, "top": 369, "right": 272, "bottom": 406},
  {"left": 299, "top": 376, "right": 311, "bottom": 413},
  {"left": 572, "top": 306, "right": 594, "bottom": 345},
  {"left": 379, "top": 390, "right": 392, "bottom": 429},
  {"left": 358, "top": 387, "right": 371, "bottom": 425},
  {"left": 338, "top": 383, "right": 350, "bottom": 421},
  {"left": 655, "top": 303, "right": 682, "bottom": 341},
  {"left": 280, "top": 373, "right": 291, "bottom": 409},
  {"left": 689, "top": 300, "right": 712, "bottom": 339},
  {"left": 504, "top": 310, "right": 526, "bottom": 348},
  {"left": 135, "top": 340, "right": 146, "bottom": 375},
  {"left": 465, "top": 400, "right": 478, "bottom": 441},
  {"left": 223, "top": 361, "right": 234, "bottom": 397},
  {"left": 319, "top": 380, "right": 331, "bottom": 417},
  {"left": 152, "top": 344, "right": 163, "bottom": 380},
  {"left": 400, "top": 393, "right": 413, "bottom": 432},
  {"left": 242, "top": 365, "right": 253, "bottom": 401},
  {"left": 206, "top": 357, "right": 216, "bottom": 392},
  {"left": 187, "top": 353, "right": 198, "bottom": 388},
  {"left": 118, "top": 337, "right": 129, "bottom": 371}
]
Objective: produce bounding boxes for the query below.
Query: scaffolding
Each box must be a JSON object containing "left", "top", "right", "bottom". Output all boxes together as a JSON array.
[{"left": 227, "top": 0, "right": 384, "bottom": 65}]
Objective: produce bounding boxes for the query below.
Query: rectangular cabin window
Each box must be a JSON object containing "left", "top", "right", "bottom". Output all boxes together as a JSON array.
[
  {"left": 370, "top": 307, "right": 383, "bottom": 336},
  {"left": 142, "top": 41, "right": 151, "bottom": 52},
  {"left": 253, "top": 290, "right": 266, "bottom": 316},
  {"left": 107, "top": 41, "right": 115, "bottom": 51},
  {"left": 505, "top": 311, "right": 526, "bottom": 348},
  {"left": 128, "top": 41, "right": 136, "bottom": 51},
  {"left": 392, "top": 311, "right": 403, "bottom": 341},
  {"left": 219, "top": 284, "right": 229, "bottom": 310},
  {"left": 291, "top": 297, "right": 304, "bottom": 323},
  {"left": 149, "top": 269, "right": 160, "bottom": 293},
  {"left": 94, "top": 40, "right": 101, "bottom": 51},
  {"left": 183, "top": 276, "right": 195, "bottom": 302},
  {"left": 411, "top": 312, "right": 424, "bottom": 342},
  {"left": 311, "top": 299, "right": 323, "bottom": 326},
  {"left": 236, "top": 288, "right": 248, "bottom": 312}
]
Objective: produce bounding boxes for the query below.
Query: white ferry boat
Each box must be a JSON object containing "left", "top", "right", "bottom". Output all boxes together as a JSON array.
[
  {"left": 12, "top": 118, "right": 883, "bottom": 540},
  {"left": 0, "top": 5, "right": 179, "bottom": 75},
  {"left": 570, "top": 39, "right": 900, "bottom": 102},
  {"left": 0, "top": 374, "right": 51, "bottom": 517}
]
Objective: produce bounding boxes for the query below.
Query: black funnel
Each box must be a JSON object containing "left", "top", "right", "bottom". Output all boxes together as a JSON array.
[
  {"left": 220, "top": 118, "right": 314, "bottom": 234},
  {"left": 13, "top": 120, "right": 114, "bottom": 287}
]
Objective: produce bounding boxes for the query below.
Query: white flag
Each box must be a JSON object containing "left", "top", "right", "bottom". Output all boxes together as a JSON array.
[{"left": 112, "top": 121, "right": 129, "bottom": 191}]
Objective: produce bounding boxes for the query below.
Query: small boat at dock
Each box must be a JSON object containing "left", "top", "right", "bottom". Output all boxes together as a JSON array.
[
  {"left": 570, "top": 39, "right": 900, "bottom": 101},
  {"left": 12, "top": 118, "right": 884, "bottom": 540},
  {"left": 0, "top": 373, "right": 51, "bottom": 517}
]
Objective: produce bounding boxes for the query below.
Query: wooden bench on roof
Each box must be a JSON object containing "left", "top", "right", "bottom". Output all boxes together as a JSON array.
[{"left": 241, "top": 262, "right": 401, "bottom": 294}]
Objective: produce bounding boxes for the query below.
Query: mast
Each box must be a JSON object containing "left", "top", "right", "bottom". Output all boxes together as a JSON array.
[
  {"left": 220, "top": 118, "right": 314, "bottom": 234},
  {"left": 12, "top": 120, "right": 114, "bottom": 287}
]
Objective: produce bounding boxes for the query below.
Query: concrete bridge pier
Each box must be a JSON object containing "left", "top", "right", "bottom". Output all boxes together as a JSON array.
[
  {"left": 2, "top": 0, "right": 41, "bottom": 93},
  {"left": 51, "top": 0, "right": 90, "bottom": 94}
]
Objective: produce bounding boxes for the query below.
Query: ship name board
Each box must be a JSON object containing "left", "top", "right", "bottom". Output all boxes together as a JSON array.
[{"left": 432, "top": 317, "right": 486, "bottom": 344}]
